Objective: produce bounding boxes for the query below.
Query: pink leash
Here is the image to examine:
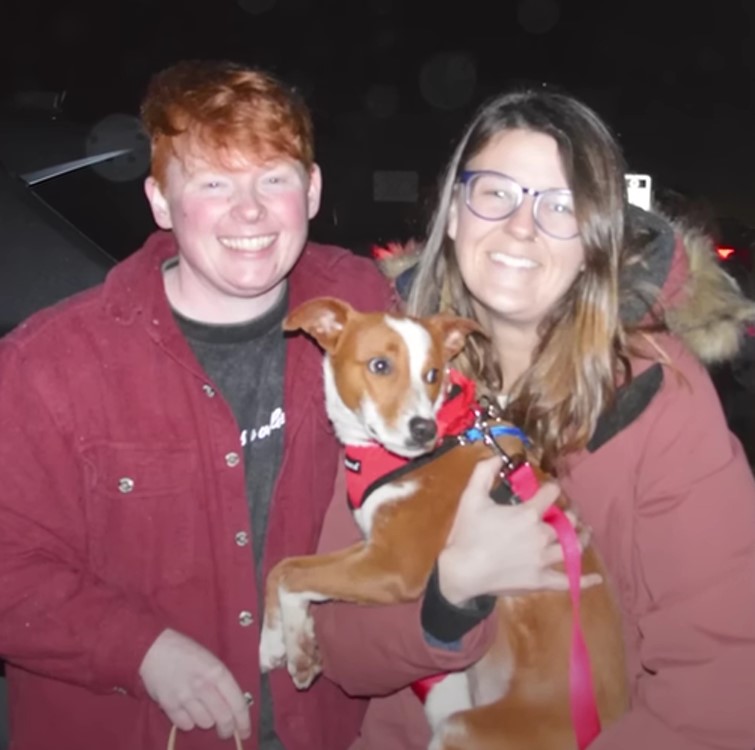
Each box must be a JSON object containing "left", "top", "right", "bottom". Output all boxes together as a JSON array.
[{"left": 509, "top": 463, "right": 601, "bottom": 749}]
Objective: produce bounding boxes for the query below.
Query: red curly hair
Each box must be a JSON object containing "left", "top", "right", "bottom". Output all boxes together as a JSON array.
[{"left": 141, "top": 60, "right": 314, "bottom": 186}]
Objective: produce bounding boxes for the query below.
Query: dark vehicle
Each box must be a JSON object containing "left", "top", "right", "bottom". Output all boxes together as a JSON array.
[{"left": 0, "top": 119, "right": 113, "bottom": 334}]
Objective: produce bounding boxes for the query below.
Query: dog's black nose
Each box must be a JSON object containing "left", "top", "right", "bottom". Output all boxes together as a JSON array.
[{"left": 409, "top": 417, "right": 437, "bottom": 445}]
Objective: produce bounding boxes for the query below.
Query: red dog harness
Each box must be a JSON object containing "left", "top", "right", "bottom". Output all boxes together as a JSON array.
[{"left": 342, "top": 371, "right": 601, "bottom": 750}]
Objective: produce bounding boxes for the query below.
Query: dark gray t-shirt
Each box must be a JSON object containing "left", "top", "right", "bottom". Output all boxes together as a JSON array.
[{"left": 175, "top": 286, "right": 287, "bottom": 750}]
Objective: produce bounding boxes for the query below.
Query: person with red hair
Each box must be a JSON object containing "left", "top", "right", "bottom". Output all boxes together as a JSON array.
[{"left": 0, "top": 59, "right": 402, "bottom": 750}]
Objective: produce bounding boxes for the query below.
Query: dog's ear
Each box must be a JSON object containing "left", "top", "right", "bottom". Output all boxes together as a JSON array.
[
  {"left": 426, "top": 315, "right": 487, "bottom": 361},
  {"left": 283, "top": 297, "right": 353, "bottom": 352}
]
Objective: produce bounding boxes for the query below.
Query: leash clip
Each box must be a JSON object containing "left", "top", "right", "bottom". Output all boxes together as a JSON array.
[
  {"left": 471, "top": 406, "right": 524, "bottom": 476},
  {"left": 470, "top": 406, "right": 539, "bottom": 503}
]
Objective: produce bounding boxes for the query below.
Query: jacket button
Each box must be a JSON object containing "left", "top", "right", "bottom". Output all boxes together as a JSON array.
[
  {"left": 238, "top": 611, "right": 254, "bottom": 627},
  {"left": 235, "top": 531, "right": 249, "bottom": 547},
  {"left": 118, "top": 477, "right": 134, "bottom": 494},
  {"left": 225, "top": 452, "right": 240, "bottom": 467},
  {"left": 202, "top": 384, "right": 216, "bottom": 398}
]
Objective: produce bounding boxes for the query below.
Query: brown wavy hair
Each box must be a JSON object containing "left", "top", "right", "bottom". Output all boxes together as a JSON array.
[
  {"left": 408, "top": 90, "right": 646, "bottom": 472},
  {"left": 140, "top": 59, "right": 314, "bottom": 186}
]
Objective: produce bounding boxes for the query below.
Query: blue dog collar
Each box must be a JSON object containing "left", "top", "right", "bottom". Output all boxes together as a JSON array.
[{"left": 463, "top": 424, "right": 531, "bottom": 447}]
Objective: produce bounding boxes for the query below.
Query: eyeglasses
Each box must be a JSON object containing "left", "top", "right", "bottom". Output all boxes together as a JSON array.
[{"left": 458, "top": 170, "right": 579, "bottom": 240}]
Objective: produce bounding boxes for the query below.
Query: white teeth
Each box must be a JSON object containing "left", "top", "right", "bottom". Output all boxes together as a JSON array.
[
  {"left": 220, "top": 234, "right": 276, "bottom": 252},
  {"left": 490, "top": 252, "right": 538, "bottom": 269}
]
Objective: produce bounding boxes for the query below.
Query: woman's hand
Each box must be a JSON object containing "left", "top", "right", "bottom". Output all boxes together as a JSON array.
[{"left": 438, "top": 457, "right": 600, "bottom": 605}]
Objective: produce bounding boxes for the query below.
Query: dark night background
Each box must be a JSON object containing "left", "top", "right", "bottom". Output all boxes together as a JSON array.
[
  {"left": 1, "top": 0, "right": 755, "bottom": 257},
  {"left": 1, "top": 2, "right": 755, "bottom": 744}
]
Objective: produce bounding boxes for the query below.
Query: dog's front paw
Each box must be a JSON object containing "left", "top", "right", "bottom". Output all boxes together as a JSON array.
[
  {"left": 287, "top": 636, "right": 322, "bottom": 690},
  {"left": 259, "top": 613, "right": 286, "bottom": 673},
  {"left": 279, "top": 588, "right": 321, "bottom": 689}
]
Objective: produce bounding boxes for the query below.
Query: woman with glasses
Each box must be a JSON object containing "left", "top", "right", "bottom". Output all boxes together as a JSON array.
[{"left": 313, "top": 90, "right": 755, "bottom": 750}]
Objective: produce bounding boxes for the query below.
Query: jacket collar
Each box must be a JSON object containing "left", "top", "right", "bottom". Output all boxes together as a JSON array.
[{"left": 100, "top": 230, "right": 177, "bottom": 327}]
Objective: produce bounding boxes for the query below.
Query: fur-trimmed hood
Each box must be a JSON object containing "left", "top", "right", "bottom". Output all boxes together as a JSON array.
[
  {"left": 373, "top": 208, "right": 755, "bottom": 365},
  {"left": 662, "top": 219, "right": 755, "bottom": 363}
]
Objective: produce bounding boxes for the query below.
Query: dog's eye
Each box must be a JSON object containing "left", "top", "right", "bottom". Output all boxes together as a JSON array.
[
  {"left": 424, "top": 368, "right": 439, "bottom": 384},
  {"left": 367, "top": 357, "right": 392, "bottom": 375}
]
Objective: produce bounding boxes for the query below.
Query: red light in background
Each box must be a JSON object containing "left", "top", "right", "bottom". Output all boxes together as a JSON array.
[{"left": 716, "top": 246, "right": 736, "bottom": 260}]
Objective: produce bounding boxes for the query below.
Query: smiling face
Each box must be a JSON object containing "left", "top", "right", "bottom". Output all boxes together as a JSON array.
[
  {"left": 145, "top": 145, "right": 321, "bottom": 323},
  {"left": 447, "top": 128, "right": 585, "bottom": 336}
]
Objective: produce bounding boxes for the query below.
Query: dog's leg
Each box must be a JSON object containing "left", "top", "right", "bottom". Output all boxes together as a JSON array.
[
  {"left": 259, "top": 602, "right": 286, "bottom": 675},
  {"left": 259, "top": 553, "right": 289, "bottom": 674},
  {"left": 262, "top": 542, "right": 375, "bottom": 689},
  {"left": 267, "top": 474, "right": 462, "bottom": 688},
  {"left": 429, "top": 699, "right": 576, "bottom": 750},
  {"left": 269, "top": 523, "right": 448, "bottom": 688},
  {"left": 259, "top": 543, "right": 341, "bottom": 677},
  {"left": 275, "top": 528, "right": 447, "bottom": 605}
]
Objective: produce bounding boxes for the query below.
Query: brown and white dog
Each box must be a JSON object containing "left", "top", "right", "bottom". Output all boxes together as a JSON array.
[{"left": 260, "top": 297, "right": 627, "bottom": 750}]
